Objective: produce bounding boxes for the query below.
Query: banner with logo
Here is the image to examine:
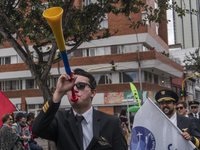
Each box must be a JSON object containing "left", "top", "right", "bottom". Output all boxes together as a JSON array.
[
  {"left": 130, "top": 98, "right": 196, "bottom": 150},
  {"left": 104, "top": 92, "right": 124, "bottom": 104}
]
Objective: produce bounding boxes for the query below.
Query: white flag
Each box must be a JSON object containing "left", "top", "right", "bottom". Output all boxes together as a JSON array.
[{"left": 130, "top": 98, "right": 197, "bottom": 150}]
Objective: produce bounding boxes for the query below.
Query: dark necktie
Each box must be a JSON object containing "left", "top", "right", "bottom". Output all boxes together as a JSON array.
[
  {"left": 76, "top": 115, "right": 84, "bottom": 150},
  {"left": 195, "top": 114, "right": 197, "bottom": 118}
]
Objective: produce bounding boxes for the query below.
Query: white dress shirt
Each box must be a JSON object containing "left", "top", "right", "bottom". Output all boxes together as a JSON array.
[
  {"left": 169, "top": 112, "right": 177, "bottom": 126},
  {"left": 73, "top": 107, "right": 93, "bottom": 150},
  {"left": 192, "top": 112, "right": 199, "bottom": 119}
]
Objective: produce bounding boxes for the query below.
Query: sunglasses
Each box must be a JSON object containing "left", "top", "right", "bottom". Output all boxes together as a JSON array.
[
  {"left": 9, "top": 118, "right": 13, "bottom": 121},
  {"left": 176, "top": 107, "right": 184, "bottom": 110},
  {"left": 74, "top": 82, "right": 93, "bottom": 90},
  {"left": 191, "top": 106, "right": 198, "bottom": 109}
]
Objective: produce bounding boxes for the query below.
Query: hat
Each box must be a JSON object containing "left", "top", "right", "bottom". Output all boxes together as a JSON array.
[
  {"left": 16, "top": 112, "right": 27, "bottom": 121},
  {"left": 189, "top": 101, "right": 199, "bottom": 107},
  {"left": 155, "top": 89, "right": 178, "bottom": 103}
]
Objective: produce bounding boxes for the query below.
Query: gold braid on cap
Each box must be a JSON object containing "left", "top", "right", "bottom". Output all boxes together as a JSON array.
[
  {"left": 157, "top": 97, "right": 175, "bottom": 103},
  {"left": 190, "top": 104, "right": 199, "bottom": 107}
]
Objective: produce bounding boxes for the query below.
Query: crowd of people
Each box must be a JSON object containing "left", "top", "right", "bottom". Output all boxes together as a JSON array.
[
  {"left": 1, "top": 68, "right": 200, "bottom": 150},
  {"left": 0, "top": 112, "right": 43, "bottom": 150}
]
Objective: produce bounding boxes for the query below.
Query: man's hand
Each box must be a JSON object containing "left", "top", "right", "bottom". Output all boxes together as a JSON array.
[
  {"left": 53, "top": 72, "right": 76, "bottom": 103},
  {"left": 182, "top": 132, "right": 192, "bottom": 141}
]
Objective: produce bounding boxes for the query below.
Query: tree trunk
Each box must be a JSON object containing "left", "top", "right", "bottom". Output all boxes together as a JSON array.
[{"left": 35, "top": 77, "right": 57, "bottom": 150}]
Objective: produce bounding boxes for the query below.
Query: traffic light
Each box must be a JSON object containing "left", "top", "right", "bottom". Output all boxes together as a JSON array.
[
  {"left": 183, "top": 89, "right": 187, "bottom": 97},
  {"left": 109, "top": 60, "right": 116, "bottom": 71},
  {"left": 180, "top": 88, "right": 187, "bottom": 97},
  {"left": 180, "top": 90, "right": 183, "bottom": 97}
]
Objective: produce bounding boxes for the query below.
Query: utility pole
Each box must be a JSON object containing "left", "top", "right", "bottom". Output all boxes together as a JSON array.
[{"left": 127, "top": 16, "right": 143, "bottom": 105}]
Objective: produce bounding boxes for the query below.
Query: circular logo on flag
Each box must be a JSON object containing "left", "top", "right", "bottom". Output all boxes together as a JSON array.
[{"left": 130, "top": 126, "right": 156, "bottom": 150}]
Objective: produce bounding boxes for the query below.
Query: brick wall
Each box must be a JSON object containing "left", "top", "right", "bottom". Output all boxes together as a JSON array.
[
  {"left": 0, "top": 51, "right": 183, "bottom": 73},
  {"left": 98, "top": 106, "right": 114, "bottom": 115}
]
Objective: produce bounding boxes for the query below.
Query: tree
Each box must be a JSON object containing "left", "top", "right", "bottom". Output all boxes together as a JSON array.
[
  {"left": 184, "top": 47, "right": 200, "bottom": 73},
  {"left": 0, "top": 0, "right": 192, "bottom": 103},
  {"left": 0, "top": 0, "right": 193, "bottom": 149}
]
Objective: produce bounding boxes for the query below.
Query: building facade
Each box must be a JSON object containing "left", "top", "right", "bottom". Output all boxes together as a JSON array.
[
  {"left": 172, "top": 0, "right": 200, "bottom": 49},
  {"left": 0, "top": 0, "right": 183, "bottom": 116},
  {"left": 170, "top": 47, "right": 200, "bottom": 103}
]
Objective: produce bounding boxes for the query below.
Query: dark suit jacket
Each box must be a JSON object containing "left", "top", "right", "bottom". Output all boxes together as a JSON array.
[
  {"left": 187, "top": 114, "right": 200, "bottom": 132},
  {"left": 32, "top": 98, "right": 127, "bottom": 150},
  {"left": 177, "top": 114, "right": 200, "bottom": 148},
  {"left": 188, "top": 112, "right": 200, "bottom": 118}
]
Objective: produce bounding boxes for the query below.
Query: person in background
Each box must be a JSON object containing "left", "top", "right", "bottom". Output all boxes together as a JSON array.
[
  {"left": 0, "top": 113, "right": 24, "bottom": 150},
  {"left": 119, "top": 109, "right": 129, "bottom": 127},
  {"left": 176, "top": 101, "right": 200, "bottom": 131},
  {"left": 26, "top": 113, "right": 43, "bottom": 150},
  {"left": 13, "top": 112, "right": 31, "bottom": 150},
  {"left": 188, "top": 100, "right": 200, "bottom": 119},
  {"left": 119, "top": 109, "right": 129, "bottom": 144}
]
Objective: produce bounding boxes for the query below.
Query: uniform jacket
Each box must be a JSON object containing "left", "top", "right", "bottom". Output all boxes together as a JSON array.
[
  {"left": 188, "top": 112, "right": 200, "bottom": 119},
  {"left": 177, "top": 114, "right": 200, "bottom": 148},
  {"left": 32, "top": 98, "right": 127, "bottom": 150},
  {"left": 187, "top": 114, "right": 200, "bottom": 132}
]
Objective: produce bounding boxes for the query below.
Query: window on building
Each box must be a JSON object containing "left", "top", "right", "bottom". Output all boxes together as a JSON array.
[
  {"left": 68, "top": 51, "right": 74, "bottom": 58},
  {"left": 111, "top": 45, "right": 118, "bottom": 54},
  {"left": 26, "top": 79, "right": 35, "bottom": 89},
  {"left": 148, "top": 73, "right": 152, "bottom": 83},
  {"left": 0, "top": 57, "right": 11, "bottom": 65},
  {"left": 120, "top": 72, "right": 138, "bottom": 83},
  {"left": 89, "top": 48, "right": 95, "bottom": 56},
  {"left": 93, "top": 74, "right": 112, "bottom": 85},
  {"left": 4, "top": 80, "right": 22, "bottom": 91},
  {"left": 16, "top": 104, "right": 21, "bottom": 110},
  {"left": 166, "top": 78, "right": 171, "bottom": 88},
  {"left": 74, "top": 49, "right": 83, "bottom": 57},
  {"left": 53, "top": 77, "right": 59, "bottom": 88},
  {"left": 142, "top": 71, "right": 148, "bottom": 82},
  {"left": 154, "top": 74, "right": 158, "bottom": 85},
  {"left": 28, "top": 104, "right": 35, "bottom": 109},
  {"left": 99, "top": 14, "right": 108, "bottom": 29},
  {"left": 5, "top": 57, "right": 11, "bottom": 64},
  {"left": 117, "top": 46, "right": 123, "bottom": 54},
  {"left": 0, "top": 57, "right": 3, "bottom": 65},
  {"left": 141, "top": 11, "right": 149, "bottom": 26},
  {"left": 83, "top": 49, "right": 89, "bottom": 57},
  {"left": 173, "top": 86, "right": 177, "bottom": 93},
  {"left": 156, "top": 23, "right": 159, "bottom": 35},
  {"left": 104, "top": 47, "right": 111, "bottom": 55},
  {"left": 39, "top": 104, "right": 44, "bottom": 108},
  {"left": 143, "top": 45, "right": 150, "bottom": 51},
  {"left": 96, "top": 47, "right": 105, "bottom": 56},
  {"left": 124, "top": 44, "right": 138, "bottom": 53}
]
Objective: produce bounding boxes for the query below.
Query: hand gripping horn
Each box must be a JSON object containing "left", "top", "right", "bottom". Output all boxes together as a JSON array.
[{"left": 43, "top": 7, "right": 78, "bottom": 102}]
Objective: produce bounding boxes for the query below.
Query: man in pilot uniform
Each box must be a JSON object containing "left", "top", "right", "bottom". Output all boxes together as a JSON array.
[
  {"left": 155, "top": 89, "right": 200, "bottom": 149},
  {"left": 189, "top": 100, "right": 200, "bottom": 119}
]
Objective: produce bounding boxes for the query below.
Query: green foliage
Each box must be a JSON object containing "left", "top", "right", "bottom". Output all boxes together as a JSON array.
[
  {"left": 0, "top": 0, "right": 194, "bottom": 47},
  {"left": 183, "top": 47, "right": 200, "bottom": 73}
]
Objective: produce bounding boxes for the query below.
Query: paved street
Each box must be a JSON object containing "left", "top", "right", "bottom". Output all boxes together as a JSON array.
[{"left": 35, "top": 138, "right": 48, "bottom": 150}]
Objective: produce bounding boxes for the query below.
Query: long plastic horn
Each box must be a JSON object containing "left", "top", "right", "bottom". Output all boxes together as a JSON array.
[{"left": 43, "top": 7, "right": 78, "bottom": 102}]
